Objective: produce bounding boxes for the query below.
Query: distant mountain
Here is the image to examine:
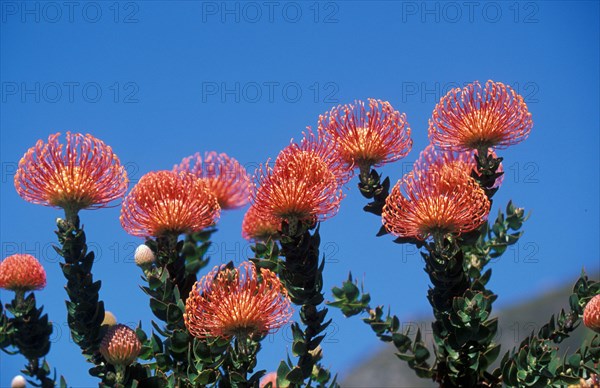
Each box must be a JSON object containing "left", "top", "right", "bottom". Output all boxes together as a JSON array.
[{"left": 341, "top": 277, "right": 599, "bottom": 388}]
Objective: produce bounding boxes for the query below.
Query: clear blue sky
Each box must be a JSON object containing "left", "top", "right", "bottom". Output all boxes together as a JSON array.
[{"left": 1, "top": 1, "right": 598, "bottom": 386}]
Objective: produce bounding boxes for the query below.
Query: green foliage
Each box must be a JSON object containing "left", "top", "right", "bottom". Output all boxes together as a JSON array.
[
  {"left": 329, "top": 273, "right": 371, "bottom": 317},
  {"left": 500, "top": 272, "right": 600, "bottom": 387},
  {"left": 0, "top": 290, "right": 62, "bottom": 387},
  {"left": 55, "top": 216, "right": 112, "bottom": 381},
  {"left": 358, "top": 169, "right": 391, "bottom": 217},
  {"left": 328, "top": 273, "right": 434, "bottom": 379},
  {"left": 253, "top": 222, "right": 338, "bottom": 387}
]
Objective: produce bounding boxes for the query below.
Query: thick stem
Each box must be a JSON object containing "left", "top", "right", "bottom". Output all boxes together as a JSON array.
[
  {"left": 55, "top": 216, "right": 108, "bottom": 380},
  {"left": 278, "top": 222, "right": 332, "bottom": 386},
  {"left": 425, "top": 236, "right": 477, "bottom": 387}
]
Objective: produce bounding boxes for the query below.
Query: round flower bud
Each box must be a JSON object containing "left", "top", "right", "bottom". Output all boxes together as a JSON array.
[
  {"left": 99, "top": 324, "right": 142, "bottom": 367},
  {"left": 0, "top": 254, "right": 46, "bottom": 292},
  {"left": 134, "top": 245, "right": 155, "bottom": 267},
  {"left": 11, "top": 375, "right": 27, "bottom": 388},
  {"left": 102, "top": 311, "right": 117, "bottom": 326},
  {"left": 583, "top": 294, "right": 600, "bottom": 333}
]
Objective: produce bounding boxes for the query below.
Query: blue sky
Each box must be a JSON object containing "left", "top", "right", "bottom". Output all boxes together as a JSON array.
[{"left": 1, "top": 1, "right": 599, "bottom": 386}]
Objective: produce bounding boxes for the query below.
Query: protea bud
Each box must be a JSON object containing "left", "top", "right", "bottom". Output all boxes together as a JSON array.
[
  {"left": 11, "top": 375, "right": 26, "bottom": 388},
  {"left": 99, "top": 324, "right": 141, "bottom": 367},
  {"left": 134, "top": 244, "right": 155, "bottom": 267},
  {"left": 0, "top": 254, "right": 46, "bottom": 292},
  {"left": 583, "top": 294, "right": 600, "bottom": 333},
  {"left": 102, "top": 311, "right": 117, "bottom": 326}
]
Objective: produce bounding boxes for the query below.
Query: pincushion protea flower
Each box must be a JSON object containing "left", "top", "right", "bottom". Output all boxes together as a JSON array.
[
  {"left": 291, "top": 129, "right": 353, "bottom": 186},
  {"left": 320, "top": 99, "right": 412, "bottom": 171},
  {"left": 429, "top": 80, "right": 533, "bottom": 152},
  {"left": 99, "top": 324, "right": 142, "bottom": 366},
  {"left": 242, "top": 205, "right": 281, "bottom": 241},
  {"left": 14, "top": 132, "right": 128, "bottom": 217},
  {"left": 414, "top": 145, "right": 504, "bottom": 188},
  {"left": 174, "top": 151, "right": 251, "bottom": 209},
  {"left": 0, "top": 254, "right": 46, "bottom": 292},
  {"left": 253, "top": 146, "right": 343, "bottom": 224},
  {"left": 583, "top": 294, "right": 600, "bottom": 333},
  {"left": 382, "top": 164, "right": 490, "bottom": 240},
  {"left": 184, "top": 261, "right": 292, "bottom": 339},
  {"left": 120, "top": 170, "right": 220, "bottom": 238}
]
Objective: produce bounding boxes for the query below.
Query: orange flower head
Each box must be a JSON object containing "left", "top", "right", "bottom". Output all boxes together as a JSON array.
[
  {"left": 99, "top": 324, "right": 142, "bottom": 366},
  {"left": 14, "top": 132, "right": 128, "bottom": 214},
  {"left": 120, "top": 170, "right": 220, "bottom": 238},
  {"left": 293, "top": 129, "right": 353, "bottom": 186},
  {"left": 174, "top": 151, "right": 250, "bottom": 210},
  {"left": 429, "top": 80, "right": 533, "bottom": 151},
  {"left": 242, "top": 205, "right": 281, "bottom": 241},
  {"left": 260, "top": 372, "right": 279, "bottom": 388},
  {"left": 252, "top": 147, "right": 343, "bottom": 223},
  {"left": 0, "top": 254, "right": 46, "bottom": 292},
  {"left": 382, "top": 165, "right": 490, "bottom": 240},
  {"left": 414, "top": 145, "right": 504, "bottom": 188},
  {"left": 321, "top": 99, "right": 412, "bottom": 170},
  {"left": 583, "top": 295, "right": 600, "bottom": 333},
  {"left": 184, "top": 261, "right": 292, "bottom": 339}
]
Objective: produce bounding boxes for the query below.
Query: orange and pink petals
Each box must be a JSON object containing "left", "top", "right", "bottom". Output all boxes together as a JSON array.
[
  {"left": 99, "top": 324, "right": 142, "bottom": 367},
  {"left": 253, "top": 149, "right": 342, "bottom": 223},
  {"left": 14, "top": 132, "right": 128, "bottom": 213},
  {"left": 242, "top": 206, "right": 281, "bottom": 241},
  {"left": 382, "top": 166, "right": 490, "bottom": 240},
  {"left": 184, "top": 262, "right": 292, "bottom": 339},
  {"left": 429, "top": 80, "right": 533, "bottom": 151},
  {"left": 174, "top": 151, "right": 250, "bottom": 210},
  {"left": 414, "top": 145, "right": 504, "bottom": 189},
  {"left": 321, "top": 99, "right": 412, "bottom": 170},
  {"left": 120, "top": 170, "right": 220, "bottom": 238},
  {"left": 260, "top": 372, "right": 279, "bottom": 388},
  {"left": 0, "top": 254, "right": 47, "bottom": 292},
  {"left": 583, "top": 295, "right": 600, "bottom": 333},
  {"left": 292, "top": 129, "right": 353, "bottom": 186}
]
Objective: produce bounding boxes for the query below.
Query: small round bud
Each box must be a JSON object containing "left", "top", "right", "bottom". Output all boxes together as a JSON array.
[
  {"left": 0, "top": 254, "right": 46, "bottom": 292},
  {"left": 134, "top": 245, "right": 155, "bottom": 267},
  {"left": 11, "top": 375, "right": 27, "bottom": 388},
  {"left": 102, "top": 311, "right": 117, "bottom": 326},
  {"left": 100, "top": 324, "right": 142, "bottom": 367},
  {"left": 583, "top": 294, "right": 600, "bottom": 333}
]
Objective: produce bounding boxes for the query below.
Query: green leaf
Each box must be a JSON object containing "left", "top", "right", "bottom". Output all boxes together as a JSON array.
[
  {"left": 395, "top": 353, "right": 414, "bottom": 362},
  {"left": 342, "top": 281, "right": 359, "bottom": 301},
  {"left": 285, "top": 366, "right": 305, "bottom": 384},
  {"left": 567, "top": 353, "right": 581, "bottom": 368},
  {"left": 167, "top": 303, "right": 183, "bottom": 324},
  {"left": 392, "top": 333, "right": 411, "bottom": 352},
  {"left": 292, "top": 340, "right": 307, "bottom": 356}
]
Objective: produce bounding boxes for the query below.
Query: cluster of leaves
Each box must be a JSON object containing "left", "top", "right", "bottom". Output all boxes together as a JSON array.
[
  {"left": 55, "top": 216, "right": 112, "bottom": 382},
  {"left": 252, "top": 222, "right": 337, "bottom": 388},
  {"left": 0, "top": 292, "right": 61, "bottom": 388},
  {"left": 358, "top": 169, "right": 391, "bottom": 217},
  {"left": 500, "top": 273, "right": 600, "bottom": 387},
  {"left": 328, "top": 275, "right": 433, "bottom": 378}
]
